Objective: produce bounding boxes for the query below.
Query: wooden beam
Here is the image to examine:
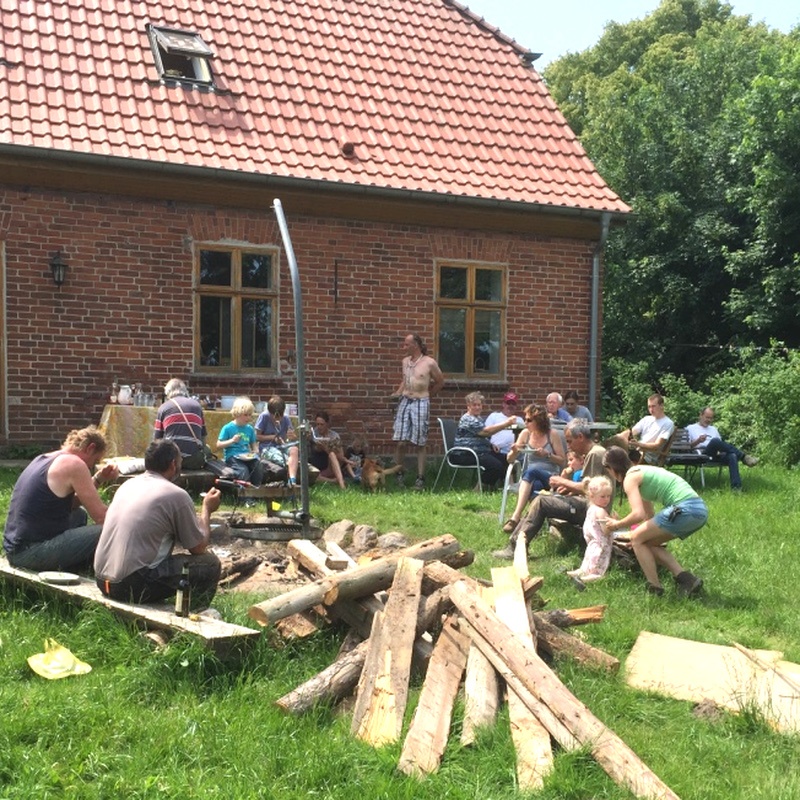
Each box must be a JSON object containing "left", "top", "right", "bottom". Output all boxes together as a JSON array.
[
  {"left": 492, "top": 567, "right": 553, "bottom": 790},
  {"left": 351, "top": 557, "right": 424, "bottom": 746},
  {"left": 398, "top": 615, "right": 469, "bottom": 777},
  {"left": 449, "top": 581, "right": 681, "bottom": 800}
]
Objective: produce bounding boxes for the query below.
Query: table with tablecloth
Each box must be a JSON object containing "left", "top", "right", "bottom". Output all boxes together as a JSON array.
[{"left": 97, "top": 405, "right": 232, "bottom": 459}]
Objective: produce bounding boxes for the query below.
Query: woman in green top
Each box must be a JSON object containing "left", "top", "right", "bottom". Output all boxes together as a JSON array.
[{"left": 602, "top": 446, "right": 707, "bottom": 596}]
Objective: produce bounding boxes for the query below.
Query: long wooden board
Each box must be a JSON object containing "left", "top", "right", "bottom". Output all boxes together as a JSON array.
[
  {"left": 492, "top": 567, "right": 553, "bottom": 790},
  {"left": 626, "top": 631, "right": 800, "bottom": 734},
  {"left": 0, "top": 558, "right": 260, "bottom": 652}
]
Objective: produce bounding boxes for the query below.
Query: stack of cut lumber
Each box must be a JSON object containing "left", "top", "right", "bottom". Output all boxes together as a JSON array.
[{"left": 248, "top": 535, "right": 680, "bottom": 799}]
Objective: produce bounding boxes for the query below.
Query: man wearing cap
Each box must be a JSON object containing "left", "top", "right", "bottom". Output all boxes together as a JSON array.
[{"left": 485, "top": 393, "right": 524, "bottom": 455}]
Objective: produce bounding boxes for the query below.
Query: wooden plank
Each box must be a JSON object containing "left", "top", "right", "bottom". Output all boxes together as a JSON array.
[
  {"left": 0, "top": 558, "right": 259, "bottom": 651},
  {"left": 535, "top": 615, "right": 620, "bottom": 673},
  {"left": 450, "top": 581, "right": 681, "bottom": 800},
  {"left": 492, "top": 567, "right": 553, "bottom": 790},
  {"left": 398, "top": 615, "right": 469, "bottom": 777},
  {"left": 351, "top": 557, "right": 424, "bottom": 746},
  {"left": 461, "top": 584, "right": 500, "bottom": 746},
  {"left": 513, "top": 529, "right": 529, "bottom": 579},
  {"left": 325, "top": 541, "right": 357, "bottom": 570},
  {"left": 626, "top": 632, "right": 800, "bottom": 734}
]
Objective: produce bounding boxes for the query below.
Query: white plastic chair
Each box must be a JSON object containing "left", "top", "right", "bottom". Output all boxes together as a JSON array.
[
  {"left": 432, "top": 417, "right": 484, "bottom": 492},
  {"left": 498, "top": 449, "right": 531, "bottom": 523}
]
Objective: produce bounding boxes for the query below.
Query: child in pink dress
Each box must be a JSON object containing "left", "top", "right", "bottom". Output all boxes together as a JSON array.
[{"left": 567, "top": 475, "right": 615, "bottom": 585}]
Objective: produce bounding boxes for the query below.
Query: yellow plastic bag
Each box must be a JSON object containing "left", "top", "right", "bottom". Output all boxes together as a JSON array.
[{"left": 27, "top": 639, "right": 92, "bottom": 680}]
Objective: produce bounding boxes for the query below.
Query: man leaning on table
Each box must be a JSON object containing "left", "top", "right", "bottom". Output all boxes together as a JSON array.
[{"left": 94, "top": 439, "right": 222, "bottom": 609}]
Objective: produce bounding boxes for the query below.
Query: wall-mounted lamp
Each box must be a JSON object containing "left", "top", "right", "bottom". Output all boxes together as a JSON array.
[{"left": 49, "top": 250, "right": 68, "bottom": 288}]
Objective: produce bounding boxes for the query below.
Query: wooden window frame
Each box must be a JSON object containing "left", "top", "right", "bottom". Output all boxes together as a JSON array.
[
  {"left": 434, "top": 259, "right": 507, "bottom": 379},
  {"left": 193, "top": 244, "right": 280, "bottom": 374}
]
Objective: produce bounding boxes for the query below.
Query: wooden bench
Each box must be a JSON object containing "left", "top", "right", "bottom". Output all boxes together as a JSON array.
[
  {"left": 0, "top": 557, "right": 260, "bottom": 654},
  {"left": 664, "top": 428, "right": 713, "bottom": 486}
]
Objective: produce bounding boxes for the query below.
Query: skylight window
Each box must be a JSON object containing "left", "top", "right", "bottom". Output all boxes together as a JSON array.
[{"left": 147, "top": 25, "right": 214, "bottom": 84}]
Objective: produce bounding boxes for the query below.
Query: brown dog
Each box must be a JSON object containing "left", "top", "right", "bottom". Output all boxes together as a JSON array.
[{"left": 361, "top": 458, "right": 403, "bottom": 492}]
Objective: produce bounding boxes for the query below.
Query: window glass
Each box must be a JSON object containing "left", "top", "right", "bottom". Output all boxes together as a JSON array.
[
  {"left": 473, "top": 310, "right": 501, "bottom": 373},
  {"left": 437, "top": 308, "right": 466, "bottom": 374},
  {"left": 200, "top": 251, "right": 231, "bottom": 286},
  {"left": 199, "top": 296, "right": 232, "bottom": 367},
  {"left": 242, "top": 253, "right": 273, "bottom": 290},
  {"left": 241, "top": 299, "right": 273, "bottom": 369},
  {"left": 439, "top": 266, "right": 468, "bottom": 299},
  {"left": 475, "top": 269, "right": 503, "bottom": 302}
]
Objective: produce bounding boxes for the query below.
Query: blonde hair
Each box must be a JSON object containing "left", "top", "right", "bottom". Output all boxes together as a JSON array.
[
  {"left": 586, "top": 475, "right": 613, "bottom": 501},
  {"left": 231, "top": 396, "right": 255, "bottom": 418},
  {"left": 62, "top": 426, "right": 107, "bottom": 453}
]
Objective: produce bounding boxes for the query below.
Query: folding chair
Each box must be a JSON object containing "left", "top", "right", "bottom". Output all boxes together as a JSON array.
[
  {"left": 497, "top": 449, "right": 531, "bottom": 523},
  {"left": 432, "top": 417, "right": 484, "bottom": 492}
]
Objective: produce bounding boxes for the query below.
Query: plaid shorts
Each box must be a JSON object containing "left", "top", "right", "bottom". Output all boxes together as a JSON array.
[{"left": 393, "top": 396, "right": 430, "bottom": 446}]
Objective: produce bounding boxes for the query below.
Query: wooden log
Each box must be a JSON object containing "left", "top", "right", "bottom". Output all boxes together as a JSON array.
[
  {"left": 438, "top": 549, "right": 475, "bottom": 570},
  {"left": 249, "top": 535, "right": 460, "bottom": 626},
  {"left": 492, "top": 567, "right": 553, "bottom": 790},
  {"left": 275, "top": 611, "right": 320, "bottom": 639},
  {"left": 351, "top": 557, "right": 425, "bottom": 746},
  {"left": 535, "top": 605, "right": 607, "bottom": 628},
  {"left": 276, "top": 639, "right": 370, "bottom": 714},
  {"left": 461, "top": 584, "right": 499, "bottom": 746},
  {"left": 421, "top": 559, "right": 482, "bottom": 594},
  {"left": 397, "top": 615, "right": 470, "bottom": 777},
  {"left": 534, "top": 615, "right": 619, "bottom": 673},
  {"left": 449, "top": 581, "right": 681, "bottom": 800}
]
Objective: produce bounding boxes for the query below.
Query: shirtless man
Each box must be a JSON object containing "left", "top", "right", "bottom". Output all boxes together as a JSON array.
[
  {"left": 392, "top": 333, "right": 445, "bottom": 490},
  {"left": 3, "top": 426, "right": 119, "bottom": 572}
]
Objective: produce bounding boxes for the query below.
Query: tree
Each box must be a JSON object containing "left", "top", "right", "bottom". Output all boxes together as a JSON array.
[{"left": 544, "top": 0, "right": 797, "bottom": 387}]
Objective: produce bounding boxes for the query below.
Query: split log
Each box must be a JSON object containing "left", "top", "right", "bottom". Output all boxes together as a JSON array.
[
  {"left": 534, "top": 615, "right": 619, "bottom": 673},
  {"left": 450, "top": 581, "right": 681, "bottom": 800},
  {"left": 324, "top": 541, "right": 357, "bottom": 570},
  {"left": 351, "top": 557, "right": 424, "bottom": 745},
  {"left": 218, "top": 555, "right": 262, "bottom": 584},
  {"left": 535, "top": 605, "right": 607, "bottom": 628},
  {"left": 275, "top": 611, "right": 321, "bottom": 639},
  {"left": 398, "top": 615, "right": 470, "bottom": 777},
  {"left": 249, "top": 535, "right": 460, "bottom": 626},
  {"left": 438, "top": 549, "right": 475, "bottom": 570},
  {"left": 492, "top": 567, "right": 553, "bottom": 790},
  {"left": 461, "top": 584, "right": 500, "bottom": 746}
]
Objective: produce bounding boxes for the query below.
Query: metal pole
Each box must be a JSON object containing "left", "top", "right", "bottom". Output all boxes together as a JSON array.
[{"left": 272, "top": 199, "right": 310, "bottom": 534}]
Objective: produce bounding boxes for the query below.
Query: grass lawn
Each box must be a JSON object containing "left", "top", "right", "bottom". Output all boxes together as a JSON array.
[{"left": 1, "top": 463, "right": 799, "bottom": 799}]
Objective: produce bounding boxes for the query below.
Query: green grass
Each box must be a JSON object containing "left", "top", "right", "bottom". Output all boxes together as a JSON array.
[{"left": 1, "top": 464, "right": 799, "bottom": 799}]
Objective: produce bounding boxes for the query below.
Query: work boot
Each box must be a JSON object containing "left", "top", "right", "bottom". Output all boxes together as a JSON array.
[
  {"left": 492, "top": 542, "right": 516, "bottom": 560},
  {"left": 743, "top": 455, "right": 759, "bottom": 467},
  {"left": 414, "top": 476, "right": 425, "bottom": 491},
  {"left": 675, "top": 571, "right": 703, "bottom": 597}
]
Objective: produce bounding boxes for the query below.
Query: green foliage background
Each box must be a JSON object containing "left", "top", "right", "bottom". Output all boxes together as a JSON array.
[{"left": 545, "top": 0, "right": 800, "bottom": 415}]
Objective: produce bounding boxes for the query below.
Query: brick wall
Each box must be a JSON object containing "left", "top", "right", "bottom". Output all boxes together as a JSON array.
[{"left": 0, "top": 186, "right": 601, "bottom": 454}]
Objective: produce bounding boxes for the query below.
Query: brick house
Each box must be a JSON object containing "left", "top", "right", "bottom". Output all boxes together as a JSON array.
[{"left": 0, "top": 0, "right": 629, "bottom": 453}]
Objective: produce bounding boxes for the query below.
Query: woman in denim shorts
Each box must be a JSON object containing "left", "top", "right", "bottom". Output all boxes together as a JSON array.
[{"left": 602, "top": 446, "right": 708, "bottom": 597}]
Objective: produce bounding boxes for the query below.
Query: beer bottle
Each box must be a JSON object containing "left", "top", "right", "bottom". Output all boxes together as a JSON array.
[{"left": 175, "top": 561, "right": 191, "bottom": 617}]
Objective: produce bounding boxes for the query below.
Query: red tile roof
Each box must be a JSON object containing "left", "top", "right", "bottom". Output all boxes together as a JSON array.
[{"left": 0, "top": 0, "right": 630, "bottom": 214}]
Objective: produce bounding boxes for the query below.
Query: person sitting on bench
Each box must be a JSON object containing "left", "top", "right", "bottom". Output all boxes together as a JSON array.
[
  {"left": 686, "top": 406, "right": 758, "bottom": 491},
  {"left": 94, "top": 440, "right": 221, "bottom": 610}
]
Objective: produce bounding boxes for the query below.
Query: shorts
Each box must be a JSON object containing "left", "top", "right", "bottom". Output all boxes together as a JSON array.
[
  {"left": 393, "top": 396, "right": 430, "bottom": 446},
  {"left": 654, "top": 497, "right": 708, "bottom": 540}
]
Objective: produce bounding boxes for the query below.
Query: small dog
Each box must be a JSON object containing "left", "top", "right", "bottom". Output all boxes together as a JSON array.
[{"left": 361, "top": 458, "right": 403, "bottom": 492}]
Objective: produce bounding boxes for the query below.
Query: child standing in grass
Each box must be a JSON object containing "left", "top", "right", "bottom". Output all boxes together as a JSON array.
[{"left": 568, "top": 475, "right": 615, "bottom": 585}]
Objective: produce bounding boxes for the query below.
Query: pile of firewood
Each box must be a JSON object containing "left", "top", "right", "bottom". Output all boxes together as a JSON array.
[{"left": 247, "top": 534, "right": 680, "bottom": 800}]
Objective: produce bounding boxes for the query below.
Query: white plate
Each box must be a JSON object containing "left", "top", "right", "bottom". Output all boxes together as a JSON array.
[{"left": 39, "top": 571, "right": 80, "bottom": 585}]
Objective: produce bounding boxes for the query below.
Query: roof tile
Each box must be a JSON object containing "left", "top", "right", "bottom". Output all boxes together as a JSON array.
[{"left": 0, "top": 0, "right": 628, "bottom": 214}]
